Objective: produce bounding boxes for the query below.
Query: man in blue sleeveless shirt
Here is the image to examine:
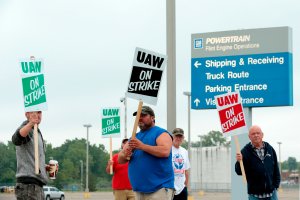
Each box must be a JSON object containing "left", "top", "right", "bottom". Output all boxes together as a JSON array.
[{"left": 118, "top": 106, "right": 174, "bottom": 200}]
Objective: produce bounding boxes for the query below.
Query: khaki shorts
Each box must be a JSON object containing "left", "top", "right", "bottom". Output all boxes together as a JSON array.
[
  {"left": 135, "top": 188, "right": 174, "bottom": 200},
  {"left": 113, "top": 189, "right": 135, "bottom": 200}
]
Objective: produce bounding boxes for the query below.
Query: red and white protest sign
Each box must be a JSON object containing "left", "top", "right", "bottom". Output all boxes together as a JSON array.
[
  {"left": 215, "top": 91, "right": 248, "bottom": 183},
  {"left": 215, "top": 91, "right": 247, "bottom": 137}
]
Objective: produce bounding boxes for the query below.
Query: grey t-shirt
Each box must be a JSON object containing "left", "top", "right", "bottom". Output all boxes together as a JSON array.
[{"left": 12, "top": 120, "right": 48, "bottom": 185}]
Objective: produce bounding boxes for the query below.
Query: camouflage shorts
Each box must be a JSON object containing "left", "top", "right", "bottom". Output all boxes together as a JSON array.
[{"left": 15, "top": 183, "right": 44, "bottom": 200}]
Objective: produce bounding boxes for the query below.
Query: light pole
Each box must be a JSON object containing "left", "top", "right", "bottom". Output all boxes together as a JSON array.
[
  {"left": 166, "top": 0, "right": 176, "bottom": 132},
  {"left": 120, "top": 96, "right": 127, "bottom": 138},
  {"left": 80, "top": 160, "right": 83, "bottom": 191},
  {"left": 183, "top": 92, "right": 191, "bottom": 159},
  {"left": 83, "top": 124, "right": 92, "bottom": 192},
  {"left": 198, "top": 135, "right": 203, "bottom": 192},
  {"left": 183, "top": 91, "right": 191, "bottom": 191},
  {"left": 277, "top": 142, "right": 282, "bottom": 176}
]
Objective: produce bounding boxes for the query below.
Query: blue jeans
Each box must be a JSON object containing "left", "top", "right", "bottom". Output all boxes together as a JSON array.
[{"left": 248, "top": 190, "right": 278, "bottom": 200}]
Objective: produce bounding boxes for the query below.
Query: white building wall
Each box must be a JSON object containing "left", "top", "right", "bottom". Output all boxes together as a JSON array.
[{"left": 190, "top": 146, "right": 231, "bottom": 191}]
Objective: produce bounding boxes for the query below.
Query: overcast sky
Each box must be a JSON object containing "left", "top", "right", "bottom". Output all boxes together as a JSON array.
[{"left": 0, "top": 0, "right": 299, "bottom": 161}]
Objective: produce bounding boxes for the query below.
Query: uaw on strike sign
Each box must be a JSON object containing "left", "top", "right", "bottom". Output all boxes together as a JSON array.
[
  {"left": 215, "top": 91, "right": 247, "bottom": 137},
  {"left": 19, "top": 58, "right": 47, "bottom": 112},
  {"left": 126, "top": 47, "right": 167, "bottom": 105},
  {"left": 101, "top": 107, "right": 121, "bottom": 138}
]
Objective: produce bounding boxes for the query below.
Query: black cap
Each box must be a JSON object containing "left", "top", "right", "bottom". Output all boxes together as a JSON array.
[
  {"left": 121, "top": 138, "right": 128, "bottom": 144},
  {"left": 172, "top": 128, "right": 184, "bottom": 136},
  {"left": 133, "top": 106, "right": 155, "bottom": 117}
]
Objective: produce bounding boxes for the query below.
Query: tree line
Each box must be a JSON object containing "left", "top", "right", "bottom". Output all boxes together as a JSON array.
[
  {"left": 0, "top": 138, "right": 113, "bottom": 191},
  {"left": 1, "top": 131, "right": 299, "bottom": 190}
]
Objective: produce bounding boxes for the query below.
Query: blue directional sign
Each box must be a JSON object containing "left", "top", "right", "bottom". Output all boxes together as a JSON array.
[{"left": 191, "top": 27, "right": 293, "bottom": 109}]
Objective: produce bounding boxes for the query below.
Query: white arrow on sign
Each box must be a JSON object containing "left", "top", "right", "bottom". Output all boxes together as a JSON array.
[
  {"left": 194, "top": 98, "right": 200, "bottom": 106},
  {"left": 194, "top": 61, "right": 201, "bottom": 68}
]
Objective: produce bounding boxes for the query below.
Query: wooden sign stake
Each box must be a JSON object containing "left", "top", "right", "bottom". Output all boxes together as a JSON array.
[
  {"left": 34, "top": 124, "right": 39, "bottom": 174},
  {"left": 131, "top": 100, "right": 143, "bottom": 139},
  {"left": 109, "top": 137, "right": 113, "bottom": 174},
  {"left": 234, "top": 135, "right": 247, "bottom": 184}
]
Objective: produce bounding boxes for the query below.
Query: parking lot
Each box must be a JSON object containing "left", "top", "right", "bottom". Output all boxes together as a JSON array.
[{"left": 0, "top": 189, "right": 299, "bottom": 200}]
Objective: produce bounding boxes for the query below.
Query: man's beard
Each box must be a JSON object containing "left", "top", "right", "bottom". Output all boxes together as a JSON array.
[{"left": 138, "top": 122, "right": 152, "bottom": 131}]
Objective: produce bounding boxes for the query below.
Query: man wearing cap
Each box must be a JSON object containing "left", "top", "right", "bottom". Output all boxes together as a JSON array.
[
  {"left": 171, "top": 128, "right": 190, "bottom": 200},
  {"left": 118, "top": 106, "right": 174, "bottom": 200}
]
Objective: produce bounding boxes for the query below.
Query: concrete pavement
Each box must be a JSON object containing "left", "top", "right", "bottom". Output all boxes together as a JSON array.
[{"left": 0, "top": 189, "right": 298, "bottom": 200}]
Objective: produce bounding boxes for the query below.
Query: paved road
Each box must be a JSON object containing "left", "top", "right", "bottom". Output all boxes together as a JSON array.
[{"left": 0, "top": 190, "right": 298, "bottom": 200}]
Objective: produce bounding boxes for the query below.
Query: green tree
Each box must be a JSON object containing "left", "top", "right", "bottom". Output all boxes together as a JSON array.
[
  {"left": 44, "top": 138, "right": 110, "bottom": 191},
  {"left": 0, "top": 138, "right": 122, "bottom": 190},
  {"left": 287, "top": 157, "right": 297, "bottom": 172},
  {"left": 179, "top": 130, "right": 230, "bottom": 150},
  {"left": 181, "top": 140, "right": 188, "bottom": 149},
  {"left": 191, "top": 130, "right": 229, "bottom": 147},
  {"left": 0, "top": 142, "right": 16, "bottom": 184},
  {"left": 281, "top": 160, "right": 288, "bottom": 170}
]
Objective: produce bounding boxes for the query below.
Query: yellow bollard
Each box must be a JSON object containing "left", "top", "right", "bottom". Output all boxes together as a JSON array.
[
  {"left": 188, "top": 195, "right": 194, "bottom": 200},
  {"left": 84, "top": 192, "right": 91, "bottom": 199},
  {"left": 198, "top": 190, "right": 205, "bottom": 196}
]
